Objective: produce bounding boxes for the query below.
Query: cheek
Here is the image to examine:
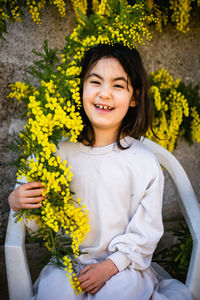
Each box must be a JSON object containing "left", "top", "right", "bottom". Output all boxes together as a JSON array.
[
  {"left": 82, "top": 90, "right": 89, "bottom": 112},
  {"left": 82, "top": 86, "right": 93, "bottom": 105},
  {"left": 82, "top": 88, "right": 93, "bottom": 117},
  {"left": 117, "top": 95, "right": 132, "bottom": 111}
]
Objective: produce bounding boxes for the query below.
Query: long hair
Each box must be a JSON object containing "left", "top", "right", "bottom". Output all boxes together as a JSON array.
[{"left": 77, "top": 43, "right": 153, "bottom": 149}]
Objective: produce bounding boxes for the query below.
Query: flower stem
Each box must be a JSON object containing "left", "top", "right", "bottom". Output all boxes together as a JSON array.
[{"left": 49, "top": 228, "right": 59, "bottom": 264}]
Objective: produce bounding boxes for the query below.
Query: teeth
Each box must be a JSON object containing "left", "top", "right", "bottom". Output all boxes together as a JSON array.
[{"left": 95, "top": 104, "right": 112, "bottom": 110}]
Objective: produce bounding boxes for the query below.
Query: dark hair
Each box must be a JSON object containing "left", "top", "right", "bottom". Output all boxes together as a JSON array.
[{"left": 77, "top": 43, "right": 153, "bottom": 149}]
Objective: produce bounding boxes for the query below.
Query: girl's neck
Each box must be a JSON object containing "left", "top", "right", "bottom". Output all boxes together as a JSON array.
[
  {"left": 89, "top": 128, "right": 120, "bottom": 147},
  {"left": 82, "top": 130, "right": 117, "bottom": 147}
]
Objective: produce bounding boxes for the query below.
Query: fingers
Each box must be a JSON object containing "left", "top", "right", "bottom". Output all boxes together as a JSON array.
[
  {"left": 24, "top": 188, "right": 46, "bottom": 197},
  {"left": 8, "top": 181, "right": 47, "bottom": 212},
  {"left": 17, "top": 194, "right": 45, "bottom": 209},
  {"left": 78, "top": 274, "right": 89, "bottom": 284},
  {"left": 8, "top": 182, "right": 46, "bottom": 212},
  {"left": 79, "top": 278, "right": 100, "bottom": 294},
  {"left": 88, "top": 287, "right": 101, "bottom": 295},
  {"left": 78, "top": 265, "right": 91, "bottom": 277},
  {"left": 14, "top": 198, "right": 44, "bottom": 211},
  {"left": 24, "top": 196, "right": 45, "bottom": 203},
  {"left": 21, "top": 182, "right": 44, "bottom": 190},
  {"left": 8, "top": 190, "right": 43, "bottom": 212},
  {"left": 78, "top": 267, "right": 92, "bottom": 291},
  {"left": 78, "top": 266, "right": 100, "bottom": 294},
  {"left": 16, "top": 182, "right": 46, "bottom": 202},
  {"left": 77, "top": 264, "right": 106, "bottom": 295},
  {"left": 79, "top": 279, "right": 91, "bottom": 290},
  {"left": 23, "top": 202, "right": 43, "bottom": 210},
  {"left": 80, "top": 280, "right": 102, "bottom": 295}
]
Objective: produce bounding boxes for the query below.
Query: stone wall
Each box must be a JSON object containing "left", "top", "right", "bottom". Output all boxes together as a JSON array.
[{"left": 0, "top": 4, "right": 200, "bottom": 245}]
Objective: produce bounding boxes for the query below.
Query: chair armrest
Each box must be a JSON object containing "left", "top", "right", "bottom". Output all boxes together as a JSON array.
[
  {"left": 4, "top": 209, "right": 33, "bottom": 300},
  {"left": 143, "top": 138, "right": 200, "bottom": 300}
]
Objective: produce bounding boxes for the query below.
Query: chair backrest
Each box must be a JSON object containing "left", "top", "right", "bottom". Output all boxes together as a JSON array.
[
  {"left": 5, "top": 209, "right": 33, "bottom": 300},
  {"left": 143, "top": 138, "right": 200, "bottom": 300}
]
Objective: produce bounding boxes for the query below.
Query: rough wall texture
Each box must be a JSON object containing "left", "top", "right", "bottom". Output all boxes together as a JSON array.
[{"left": 0, "top": 5, "right": 200, "bottom": 245}]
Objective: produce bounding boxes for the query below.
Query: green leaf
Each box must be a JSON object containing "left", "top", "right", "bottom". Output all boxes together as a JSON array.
[
  {"left": 28, "top": 40, "right": 60, "bottom": 82},
  {"left": 76, "top": 7, "right": 89, "bottom": 25}
]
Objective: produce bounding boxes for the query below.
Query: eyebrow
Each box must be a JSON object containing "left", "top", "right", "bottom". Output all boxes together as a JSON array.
[{"left": 86, "top": 73, "right": 128, "bottom": 84}]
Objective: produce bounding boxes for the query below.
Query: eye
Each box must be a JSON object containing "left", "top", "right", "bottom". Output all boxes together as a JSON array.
[
  {"left": 114, "top": 84, "right": 124, "bottom": 89},
  {"left": 90, "top": 80, "right": 100, "bottom": 85}
]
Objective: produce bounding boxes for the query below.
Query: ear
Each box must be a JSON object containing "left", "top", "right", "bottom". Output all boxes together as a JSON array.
[
  {"left": 129, "top": 97, "right": 136, "bottom": 107},
  {"left": 130, "top": 89, "right": 140, "bottom": 107}
]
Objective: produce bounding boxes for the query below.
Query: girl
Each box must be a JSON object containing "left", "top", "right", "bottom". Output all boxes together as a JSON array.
[{"left": 8, "top": 43, "right": 193, "bottom": 300}]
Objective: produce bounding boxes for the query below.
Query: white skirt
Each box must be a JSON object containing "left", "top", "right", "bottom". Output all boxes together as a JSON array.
[{"left": 30, "top": 261, "right": 193, "bottom": 300}]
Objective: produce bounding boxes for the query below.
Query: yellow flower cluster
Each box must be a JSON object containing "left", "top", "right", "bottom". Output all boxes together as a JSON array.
[
  {"left": 27, "top": 214, "right": 43, "bottom": 228},
  {"left": 146, "top": 0, "right": 199, "bottom": 33},
  {"left": 50, "top": 0, "right": 66, "bottom": 18},
  {"left": 97, "top": 0, "right": 109, "bottom": 15},
  {"left": 26, "top": 0, "right": 46, "bottom": 25},
  {"left": 1, "top": 0, "right": 199, "bottom": 39},
  {"left": 152, "top": 68, "right": 181, "bottom": 90},
  {"left": 147, "top": 69, "right": 189, "bottom": 152},
  {"left": 63, "top": 256, "right": 82, "bottom": 294},
  {"left": 151, "top": 3, "right": 168, "bottom": 32},
  {"left": 190, "top": 107, "right": 200, "bottom": 143},
  {"left": 8, "top": 82, "right": 36, "bottom": 102},
  {"left": 10, "top": 6, "right": 22, "bottom": 22},
  {"left": 71, "top": 0, "right": 87, "bottom": 21},
  {"left": 67, "top": 1, "right": 155, "bottom": 55},
  {"left": 170, "top": 0, "right": 192, "bottom": 33},
  {"left": 0, "top": 0, "right": 22, "bottom": 23},
  {"left": 16, "top": 153, "right": 90, "bottom": 291},
  {"left": 60, "top": 1, "right": 154, "bottom": 134},
  {"left": 146, "top": 0, "right": 154, "bottom": 10},
  {"left": 150, "top": 86, "right": 162, "bottom": 111},
  {"left": 0, "top": 0, "right": 66, "bottom": 29},
  {"left": 10, "top": 64, "right": 87, "bottom": 293},
  {"left": 92, "top": 0, "right": 100, "bottom": 12},
  {"left": 25, "top": 80, "right": 83, "bottom": 151}
]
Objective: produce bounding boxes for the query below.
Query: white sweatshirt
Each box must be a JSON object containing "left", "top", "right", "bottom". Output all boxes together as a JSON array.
[{"left": 56, "top": 136, "right": 164, "bottom": 272}]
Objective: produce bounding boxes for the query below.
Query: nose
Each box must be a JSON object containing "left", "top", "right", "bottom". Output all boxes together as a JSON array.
[{"left": 99, "top": 84, "right": 112, "bottom": 100}]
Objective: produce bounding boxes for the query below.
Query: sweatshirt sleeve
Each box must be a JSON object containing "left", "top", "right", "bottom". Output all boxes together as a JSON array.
[{"left": 107, "top": 158, "right": 164, "bottom": 272}]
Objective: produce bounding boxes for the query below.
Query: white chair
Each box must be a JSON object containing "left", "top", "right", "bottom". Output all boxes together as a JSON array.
[{"left": 4, "top": 138, "right": 200, "bottom": 300}]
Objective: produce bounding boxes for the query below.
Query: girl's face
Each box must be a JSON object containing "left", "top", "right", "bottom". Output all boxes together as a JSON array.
[{"left": 83, "top": 57, "right": 136, "bottom": 139}]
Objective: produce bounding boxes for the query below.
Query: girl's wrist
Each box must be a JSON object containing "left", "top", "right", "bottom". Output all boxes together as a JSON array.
[
  {"left": 105, "top": 259, "right": 119, "bottom": 277},
  {"left": 8, "top": 191, "right": 18, "bottom": 212}
]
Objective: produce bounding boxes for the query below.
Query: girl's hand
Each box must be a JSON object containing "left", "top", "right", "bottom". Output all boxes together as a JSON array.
[
  {"left": 78, "top": 259, "right": 118, "bottom": 295},
  {"left": 8, "top": 182, "right": 46, "bottom": 212}
]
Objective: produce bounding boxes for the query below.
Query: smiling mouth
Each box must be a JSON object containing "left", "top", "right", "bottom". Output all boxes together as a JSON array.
[{"left": 95, "top": 104, "right": 114, "bottom": 110}]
